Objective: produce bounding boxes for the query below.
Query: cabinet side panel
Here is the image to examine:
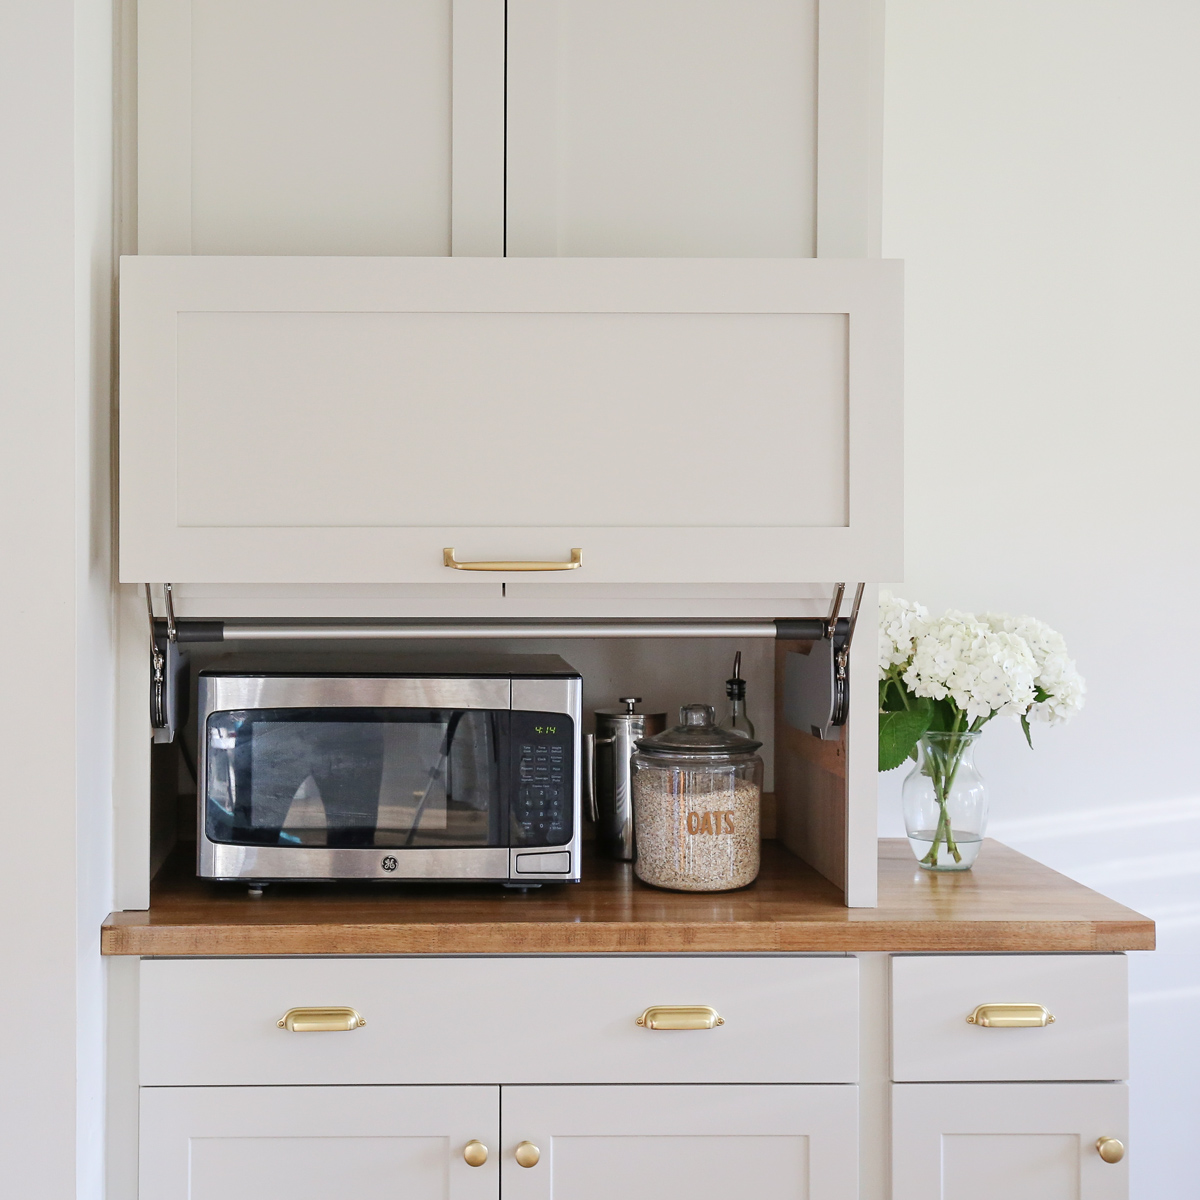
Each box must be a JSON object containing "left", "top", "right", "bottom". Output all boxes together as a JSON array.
[
  {"left": 137, "top": 0, "right": 193, "bottom": 252},
  {"left": 775, "top": 639, "right": 847, "bottom": 894},
  {"left": 843, "top": 585, "right": 879, "bottom": 906},
  {"left": 815, "top": 0, "right": 878, "bottom": 257}
]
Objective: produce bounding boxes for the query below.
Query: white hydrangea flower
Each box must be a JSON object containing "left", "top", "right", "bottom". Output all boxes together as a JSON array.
[
  {"left": 984, "top": 613, "right": 1086, "bottom": 725},
  {"left": 903, "top": 611, "right": 1037, "bottom": 726},
  {"left": 878, "top": 590, "right": 930, "bottom": 679}
]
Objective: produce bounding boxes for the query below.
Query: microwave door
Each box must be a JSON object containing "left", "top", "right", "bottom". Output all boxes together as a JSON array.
[
  {"left": 203, "top": 707, "right": 509, "bottom": 854},
  {"left": 402, "top": 709, "right": 463, "bottom": 847}
]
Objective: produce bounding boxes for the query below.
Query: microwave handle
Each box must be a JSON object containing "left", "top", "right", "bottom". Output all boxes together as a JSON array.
[{"left": 583, "top": 733, "right": 599, "bottom": 824}]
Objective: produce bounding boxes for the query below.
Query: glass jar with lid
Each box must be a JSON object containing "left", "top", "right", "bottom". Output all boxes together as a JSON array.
[{"left": 631, "top": 703, "right": 763, "bottom": 892}]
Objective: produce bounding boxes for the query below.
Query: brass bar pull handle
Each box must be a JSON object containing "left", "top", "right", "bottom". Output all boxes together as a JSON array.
[
  {"left": 277, "top": 1006, "right": 366, "bottom": 1032},
  {"left": 966, "top": 1003, "right": 1055, "bottom": 1028},
  {"left": 443, "top": 547, "right": 582, "bottom": 572},
  {"left": 636, "top": 1005, "right": 724, "bottom": 1030}
]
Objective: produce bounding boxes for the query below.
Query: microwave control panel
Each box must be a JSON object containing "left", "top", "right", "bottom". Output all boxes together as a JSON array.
[{"left": 510, "top": 710, "right": 575, "bottom": 847}]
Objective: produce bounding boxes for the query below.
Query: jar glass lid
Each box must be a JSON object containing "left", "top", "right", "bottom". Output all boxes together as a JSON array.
[{"left": 636, "top": 703, "right": 762, "bottom": 756}]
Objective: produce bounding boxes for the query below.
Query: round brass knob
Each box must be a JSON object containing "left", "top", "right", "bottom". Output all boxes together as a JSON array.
[
  {"left": 515, "top": 1141, "right": 541, "bottom": 1168},
  {"left": 1096, "top": 1137, "right": 1125, "bottom": 1164},
  {"left": 463, "top": 1140, "right": 488, "bottom": 1167}
]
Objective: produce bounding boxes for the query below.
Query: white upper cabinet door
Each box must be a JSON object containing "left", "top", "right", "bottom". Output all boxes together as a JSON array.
[
  {"left": 140, "top": 1084, "right": 500, "bottom": 1200},
  {"left": 501, "top": 1084, "right": 858, "bottom": 1200},
  {"left": 506, "top": 0, "right": 881, "bottom": 257},
  {"left": 892, "top": 1083, "right": 1129, "bottom": 1200},
  {"left": 138, "top": 0, "right": 505, "bottom": 256},
  {"left": 118, "top": 255, "right": 902, "bottom": 585}
]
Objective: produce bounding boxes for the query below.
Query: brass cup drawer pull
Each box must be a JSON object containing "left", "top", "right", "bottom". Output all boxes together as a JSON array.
[
  {"left": 276, "top": 1006, "right": 366, "bottom": 1032},
  {"left": 1096, "top": 1137, "right": 1125, "bottom": 1164},
  {"left": 966, "top": 1003, "right": 1055, "bottom": 1028},
  {"left": 463, "top": 1140, "right": 488, "bottom": 1167},
  {"left": 636, "top": 1005, "right": 725, "bottom": 1030},
  {"left": 443, "top": 547, "right": 583, "bottom": 572}
]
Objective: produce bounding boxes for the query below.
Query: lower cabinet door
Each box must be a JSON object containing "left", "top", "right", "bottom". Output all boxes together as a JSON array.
[
  {"left": 139, "top": 1085, "right": 499, "bottom": 1200},
  {"left": 892, "top": 1083, "right": 1128, "bottom": 1200},
  {"left": 500, "top": 1084, "right": 858, "bottom": 1200}
]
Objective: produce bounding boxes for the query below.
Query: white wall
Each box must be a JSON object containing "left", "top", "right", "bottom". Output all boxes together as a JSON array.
[
  {"left": 0, "top": 1, "right": 115, "bottom": 1197},
  {"left": 881, "top": 3, "right": 1200, "bottom": 1194},
  {"left": 75, "top": 1, "right": 117, "bottom": 1194}
]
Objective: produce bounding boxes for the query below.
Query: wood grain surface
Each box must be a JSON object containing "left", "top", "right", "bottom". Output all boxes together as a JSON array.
[{"left": 101, "top": 839, "right": 1153, "bottom": 957}]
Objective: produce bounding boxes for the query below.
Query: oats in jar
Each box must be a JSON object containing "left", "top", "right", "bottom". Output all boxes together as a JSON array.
[{"left": 630, "top": 704, "right": 763, "bottom": 893}]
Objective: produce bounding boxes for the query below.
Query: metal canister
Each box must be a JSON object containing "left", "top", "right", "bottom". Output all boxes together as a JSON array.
[{"left": 585, "top": 698, "right": 666, "bottom": 861}]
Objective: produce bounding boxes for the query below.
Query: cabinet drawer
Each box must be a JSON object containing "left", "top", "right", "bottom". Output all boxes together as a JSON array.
[
  {"left": 891, "top": 955, "right": 1127, "bottom": 1082},
  {"left": 141, "top": 955, "right": 858, "bottom": 1086}
]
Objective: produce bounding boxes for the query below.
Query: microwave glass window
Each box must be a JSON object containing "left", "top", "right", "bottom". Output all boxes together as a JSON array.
[{"left": 204, "top": 708, "right": 506, "bottom": 849}]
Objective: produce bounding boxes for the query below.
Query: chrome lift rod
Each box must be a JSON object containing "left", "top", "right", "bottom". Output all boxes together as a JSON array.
[
  {"left": 152, "top": 617, "right": 852, "bottom": 643},
  {"left": 224, "top": 621, "right": 779, "bottom": 640}
]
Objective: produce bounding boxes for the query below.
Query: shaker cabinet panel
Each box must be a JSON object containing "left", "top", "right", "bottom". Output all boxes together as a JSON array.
[
  {"left": 501, "top": 1084, "right": 858, "bottom": 1200},
  {"left": 118, "top": 255, "right": 902, "bottom": 585},
  {"left": 138, "top": 0, "right": 505, "bottom": 256},
  {"left": 892, "top": 1083, "right": 1128, "bottom": 1200},
  {"left": 139, "top": 1085, "right": 500, "bottom": 1200},
  {"left": 506, "top": 0, "right": 819, "bottom": 257}
]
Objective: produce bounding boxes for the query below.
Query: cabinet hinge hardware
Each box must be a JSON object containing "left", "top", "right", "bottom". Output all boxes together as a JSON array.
[
  {"left": 145, "top": 585, "right": 166, "bottom": 728},
  {"left": 145, "top": 584, "right": 185, "bottom": 742},
  {"left": 783, "top": 583, "right": 865, "bottom": 740}
]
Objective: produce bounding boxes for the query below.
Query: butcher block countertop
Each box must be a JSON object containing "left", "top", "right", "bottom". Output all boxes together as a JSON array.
[{"left": 101, "top": 839, "right": 1153, "bottom": 956}]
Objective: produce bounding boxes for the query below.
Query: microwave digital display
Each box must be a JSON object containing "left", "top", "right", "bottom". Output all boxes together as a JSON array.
[{"left": 510, "top": 710, "right": 574, "bottom": 849}]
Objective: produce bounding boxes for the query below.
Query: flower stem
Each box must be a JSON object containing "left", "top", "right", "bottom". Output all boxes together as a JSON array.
[{"left": 919, "top": 737, "right": 964, "bottom": 866}]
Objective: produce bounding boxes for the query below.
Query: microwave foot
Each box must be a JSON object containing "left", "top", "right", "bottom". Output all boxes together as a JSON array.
[
  {"left": 503, "top": 882, "right": 543, "bottom": 891},
  {"left": 247, "top": 883, "right": 269, "bottom": 898}
]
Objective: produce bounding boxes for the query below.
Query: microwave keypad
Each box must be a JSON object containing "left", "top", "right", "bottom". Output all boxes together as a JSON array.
[{"left": 510, "top": 712, "right": 574, "bottom": 848}]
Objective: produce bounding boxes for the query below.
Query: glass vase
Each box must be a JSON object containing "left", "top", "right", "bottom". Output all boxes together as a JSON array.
[{"left": 902, "top": 730, "right": 987, "bottom": 871}]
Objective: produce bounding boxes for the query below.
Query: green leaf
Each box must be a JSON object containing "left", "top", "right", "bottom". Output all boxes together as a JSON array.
[
  {"left": 879, "top": 673, "right": 912, "bottom": 713},
  {"left": 915, "top": 696, "right": 956, "bottom": 734},
  {"left": 1021, "top": 714, "right": 1034, "bottom": 749},
  {"left": 879, "top": 709, "right": 933, "bottom": 772}
]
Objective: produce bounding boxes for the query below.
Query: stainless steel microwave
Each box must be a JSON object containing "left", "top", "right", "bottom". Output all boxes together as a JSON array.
[{"left": 196, "top": 655, "right": 581, "bottom": 885}]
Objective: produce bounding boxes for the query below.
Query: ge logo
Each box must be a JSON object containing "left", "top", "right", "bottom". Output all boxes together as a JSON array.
[{"left": 381, "top": 856, "right": 398, "bottom": 872}]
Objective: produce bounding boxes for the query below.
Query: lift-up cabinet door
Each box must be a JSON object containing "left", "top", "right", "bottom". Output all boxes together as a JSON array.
[{"left": 118, "top": 256, "right": 902, "bottom": 585}]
